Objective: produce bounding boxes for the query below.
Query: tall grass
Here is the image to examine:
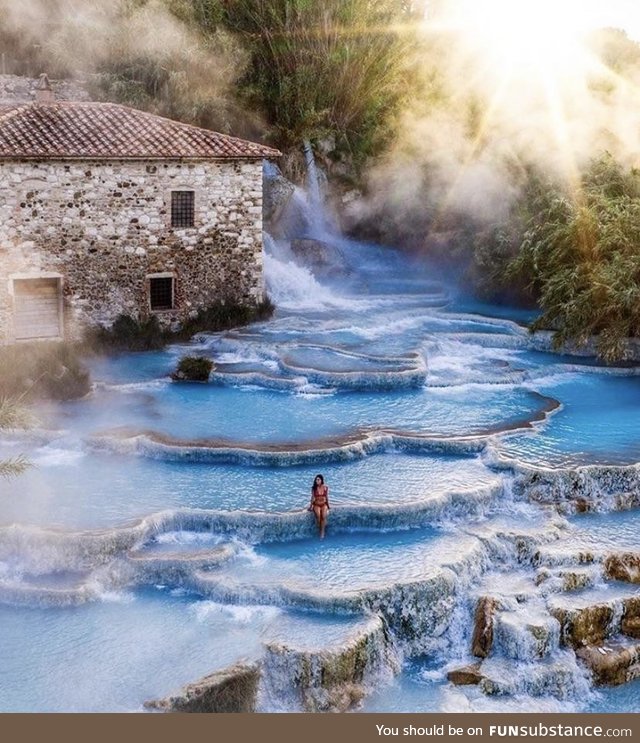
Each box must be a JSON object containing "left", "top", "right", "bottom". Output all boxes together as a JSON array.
[
  {"left": 221, "top": 0, "right": 419, "bottom": 161},
  {"left": 0, "top": 397, "right": 33, "bottom": 481}
]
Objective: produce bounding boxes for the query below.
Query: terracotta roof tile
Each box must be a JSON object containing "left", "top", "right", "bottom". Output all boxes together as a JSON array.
[{"left": 0, "top": 101, "right": 281, "bottom": 160}]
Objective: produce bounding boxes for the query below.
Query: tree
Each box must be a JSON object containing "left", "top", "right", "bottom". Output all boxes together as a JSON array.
[{"left": 508, "top": 154, "right": 640, "bottom": 361}]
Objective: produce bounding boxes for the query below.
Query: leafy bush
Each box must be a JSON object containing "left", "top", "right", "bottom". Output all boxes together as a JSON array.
[
  {"left": 0, "top": 342, "right": 91, "bottom": 401},
  {"left": 89, "top": 315, "right": 166, "bottom": 352},
  {"left": 89, "top": 299, "right": 275, "bottom": 352},
  {"left": 175, "top": 298, "right": 275, "bottom": 340},
  {"left": 508, "top": 154, "right": 640, "bottom": 361},
  {"left": 220, "top": 0, "right": 419, "bottom": 163},
  {"left": 0, "top": 397, "right": 32, "bottom": 480},
  {"left": 171, "top": 356, "right": 214, "bottom": 382}
]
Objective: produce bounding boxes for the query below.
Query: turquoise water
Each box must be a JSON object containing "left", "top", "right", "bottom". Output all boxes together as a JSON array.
[
  {"left": 566, "top": 510, "right": 640, "bottom": 553},
  {"left": 0, "top": 588, "right": 362, "bottom": 712},
  {"left": 2, "top": 234, "right": 640, "bottom": 711},
  {"left": 0, "top": 448, "right": 499, "bottom": 529},
  {"left": 222, "top": 528, "right": 473, "bottom": 593},
  {"left": 362, "top": 659, "right": 640, "bottom": 713},
  {"left": 54, "top": 376, "right": 550, "bottom": 444},
  {"left": 499, "top": 375, "right": 640, "bottom": 466}
]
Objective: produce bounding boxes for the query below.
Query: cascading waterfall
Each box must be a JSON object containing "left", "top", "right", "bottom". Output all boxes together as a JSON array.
[
  {"left": 1, "top": 157, "right": 640, "bottom": 713},
  {"left": 262, "top": 144, "right": 349, "bottom": 309},
  {"left": 262, "top": 232, "right": 342, "bottom": 311},
  {"left": 303, "top": 139, "right": 327, "bottom": 237}
]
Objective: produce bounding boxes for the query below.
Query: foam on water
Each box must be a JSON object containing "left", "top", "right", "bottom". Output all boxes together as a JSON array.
[
  {"left": 0, "top": 448, "right": 501, "bottom": 529},
  {"left": 0, "top": 586, "right": 368, "bottom": 712},
  {"left": 4, "top": 219, "right": 640, "bottom": 711}
]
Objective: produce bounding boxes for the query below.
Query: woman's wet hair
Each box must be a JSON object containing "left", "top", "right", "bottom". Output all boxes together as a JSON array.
[{"left": 312, "top": 474, "right": 325, "bottom": 491}]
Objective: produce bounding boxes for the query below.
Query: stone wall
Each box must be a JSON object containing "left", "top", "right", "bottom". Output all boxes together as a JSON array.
[
  {"left": 0, "top": 75, "right": 90, "bottom": 105},
  {"left": 0, "top": 158, "right": 265, "bottom": 342}
]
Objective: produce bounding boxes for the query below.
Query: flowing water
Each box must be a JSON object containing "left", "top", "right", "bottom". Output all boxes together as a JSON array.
[{"left": 1, "top": 177, "right": 640, "bottom": 712}]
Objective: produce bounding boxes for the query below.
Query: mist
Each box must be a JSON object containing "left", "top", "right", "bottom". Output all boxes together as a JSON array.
[
  {"left": 0, "top": 0, "right": 255, "bottom": 135},
  {"left": 351, "top": 1, "right": 640, "bottom": 253}
]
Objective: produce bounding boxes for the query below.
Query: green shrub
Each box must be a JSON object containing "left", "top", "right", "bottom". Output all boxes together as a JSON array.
[
  {"left": 0, "top": 342, "right": 91, "bottom": 401},
  {"left": 220, "top": 0, "right": 419, "bottom": 163},
  {"left": 88, "top": 315, "right": 165, "bottom": 352},
  {"left": 88, "top": 299, "right": 275, "bottom": 352},
  {"left": 175, "top": 298, "right": 275, "bottom": 340},
  {"left": 0, "top": 397, "right": 32, "bottom": 480},
  {"left": 507, "top": 154, "right": 640, "bottom": 361},
  {"left": 171, "top": 356, "right": 214, "bottom": 382}
]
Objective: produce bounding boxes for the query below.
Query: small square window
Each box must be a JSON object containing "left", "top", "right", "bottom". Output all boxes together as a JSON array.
[
  {"left": 171, "top": 191, "right": 195, "bottom": 228},
  {"left": 149, "top": 277, "right": 174, "bottom": 311}
]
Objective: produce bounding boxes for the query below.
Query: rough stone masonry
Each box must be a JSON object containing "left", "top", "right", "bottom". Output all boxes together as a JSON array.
[
  {"left": 0, "top": 158, "right": 265, "bottom": 340},
  {"left": 0, "top": 76, "right": 280, "bottom": 343}
]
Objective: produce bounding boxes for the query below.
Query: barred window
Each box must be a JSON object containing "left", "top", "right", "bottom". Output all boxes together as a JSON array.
[
  {"left": 149, "top": 276, "right": 174, "bottom": 311},
  {"left": 171, "top": 191, "right": 195, "bottom": 228}
]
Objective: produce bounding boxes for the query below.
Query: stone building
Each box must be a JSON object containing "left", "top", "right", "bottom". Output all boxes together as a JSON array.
[{"left": 0, "top": 76, "right": 279, "bottom": 344}]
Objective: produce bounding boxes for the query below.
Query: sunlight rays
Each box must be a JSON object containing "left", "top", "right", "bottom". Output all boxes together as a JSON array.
[{"left": 420, "top": 0, "right": 640, "bottom": 218}]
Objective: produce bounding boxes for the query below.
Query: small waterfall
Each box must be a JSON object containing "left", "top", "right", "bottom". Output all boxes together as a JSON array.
[
  {"left": 303, "top": 139, "right": 327, "bottom": 236},
  {"left": 262, "top": 232, "right": 328, "bottom": 309},
  {"left": 261, "top": 143, "right": 342, "bottom": 309}
]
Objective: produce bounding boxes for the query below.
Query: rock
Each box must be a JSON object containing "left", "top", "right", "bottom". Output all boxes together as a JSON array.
[
  {"left": 447, "top": 664, "right": 483, "bottom": 686},
  {"left": 551, "top": 604, "right": 615, "bottom": 648},
  {"left": 561, "top": 571, "right": 594, "bottom": 592},
  {"left": 290, "top": 238, "right": 350, "bottom": 279},
  {"left": 604, "top": 553, "right": 640, "bottom": 584},
  {"left": 576, "top": 639, "right": 640, "bottom": 686},
  {"left": 144, "top": 662, "right": 260, "bottom": 712},
  {"left": 535, "top": 569, "right": 593, "bottom": 592},
  {"left": 575, "top": 498, "right": 592, "bottom": 514},
  {"left": 624, "top": 595, "right": 640, "bottom": 620},
  {"left": 170, "top": 356, "right": 214, "bottom": 382},
  {"left": 261, "top": 615, "right": 397, "bottom": 713},
  {"left": 622, "top": 617, "right": 640, "bottom": 639},
  {"left": 479, "top": 656, "right": 585, "bottom": 698},
  {"left": 263, "top": 163, "right": 295, "bottom": 226},
  {"left": 535, "top": 569, "right": 551, "bottom": 586},
  {"left": 472, "top": 597, "right": 498, "bottom": 658},
  {"left": 495, "top": 610, "right": 561, "bottom": 661}
]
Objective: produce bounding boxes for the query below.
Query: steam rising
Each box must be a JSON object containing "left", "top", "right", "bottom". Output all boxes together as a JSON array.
[
  {"left": 0, "top": 0, "right": 250, "bottom": 133},
  {"left": 354, "top": 0, "right": 640, "bottom": 240}
]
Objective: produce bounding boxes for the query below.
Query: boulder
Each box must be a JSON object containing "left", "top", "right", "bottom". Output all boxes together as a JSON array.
[
  {"left": 551, "top": 604, "right": 615, "bottom": 649},
  {"left": 495, "top": 610, "right": 561, "bottom": 661},
  {"left": 604, "top": 553, "right": 640, "bottom": 584},
  {"left": 261, "top": 615, "right": 397, "bottom": 712},
  {"left": 447, "top": 664, "right": 483, "bottom": 686},
  {"left": 624, "top": 595, "right": 640, "bottom": 620},
  {"left": 170, "top": 356, "right": 214, "bottom": 382},
  {"left": 622, "top": 617, "right": 640, "bottom": 639},
  {"left": 144, "top": 662, "right": 260, "bottom": 713},
  {"left": 479, "top": 657, "right": 584, "bottom": 698},
  {"left": 560, "top": 571, "right": 594, "bottom": 592},
  {"left": 535, "top": 569, "right": 593, "bottom": 592},
  {"left": 290, "top": 238, "right": 350, "bottom": 279},
  {"left": 576, "top": 639, "right": 640, "bottom": 686},
  {"left": 472, "top": 597, "right": 498, "bottom": 658},
  {"left": 263, "top": 164, "right": 295, "bottom": 226}
]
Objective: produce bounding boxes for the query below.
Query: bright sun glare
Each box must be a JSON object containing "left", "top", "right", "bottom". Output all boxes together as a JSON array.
[{"left": 447, "top": 0, "right": 593, "bottom": 80}]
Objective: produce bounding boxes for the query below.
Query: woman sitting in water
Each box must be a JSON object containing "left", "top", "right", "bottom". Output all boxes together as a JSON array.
[{"left": 308, "top": 474, "right": 330, "bottom": 539}]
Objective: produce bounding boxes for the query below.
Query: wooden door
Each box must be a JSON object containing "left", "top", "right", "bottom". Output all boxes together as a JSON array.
[{"left": 13, "top": 278, "right": 62, "bottom": 340}]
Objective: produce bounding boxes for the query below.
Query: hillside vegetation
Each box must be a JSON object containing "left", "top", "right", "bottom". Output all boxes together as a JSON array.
[{"left": 2, "top": 3, "right": 640, "bottom": 359}]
